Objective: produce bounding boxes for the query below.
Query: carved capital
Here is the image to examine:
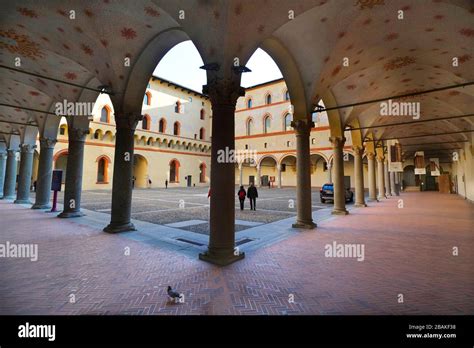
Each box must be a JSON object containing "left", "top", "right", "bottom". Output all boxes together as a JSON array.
[
  {"left": 352, "top": 145, "right": 364, "bottom": 156},
  {"left": 376, "top": 155, "right": 385, "bottom": 163},
  {"left": 329, "top": 136, "right": 346, "bottom": 148},
  {"left": 291, "top": 119, "right": 314, "bottom": 136},
  {"left": 115, "top": 114, "right": 144, "bottom": 130},
  {"left": 366, "top": 152, "right": 375, "bottom": 160},
  {"left": 19, "top": 143, "right": 36, "bottom": 153},
  {"left": 204, "top": 77, "right": 244, "bottom": 106},
  {"left": 68, "top": 127, "right": 90, "bottom": 142},
  {"left": 39, "top": 137, "right": 57, "bottom": 149}
]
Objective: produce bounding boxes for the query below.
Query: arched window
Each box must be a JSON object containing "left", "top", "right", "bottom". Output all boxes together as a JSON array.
[
  {"left": 266, "top": 94, "right": 272, "bottom": 105},
  {"left": 284, "top": 113, "right": 292, "bottom": 131},
  {"left": 246, "top": 118, "right": 253, "bottom": 136},
  {"left": 200, "top": 109, "right": 205, "bottom": 120},
  {"left": 143, "top": 92, "right": 151, "bottom": 105},
  {"left": 264, "top": 115, "right": 271, "bottom": 134},
  {"left": 199, "top": 163, "right": 206, "bottom": 183},
  {"left": 175, "top": 101, "right": 182, "bottom": 113},
  {"left": 100, "top": 106, "right": 110, "bottom": 123},
  {"left": 169, "top": 159, "right": 180, "bottom": 183},
  {"left": 159, "top": 118, "right": 166, "bottom": 133},
  {"left": 142, "top": 115, "right": 150, "bottom": 130},
  {"left": 97, "top": 157, "right": 108, "bottom": 183},
  {"left": 173, "top": 122, "right": 180, "bottom": 136},
  {"left": 247, "top": 98, "right": 253, "bottom": 109},
  {"left": 94, "top": 130, "right": 101, "bottom": 140},
  {"left": 199, "top": 127, "right": 205, "bottom": 140},
  {"left": 284, "top": 90, "right": 290, "bottom": 101}
]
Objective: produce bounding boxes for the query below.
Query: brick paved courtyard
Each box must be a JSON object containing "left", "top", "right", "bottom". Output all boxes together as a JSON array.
[
  {"left": 41, "top": 186, "right": 352, "bottom": 235},
  {"left": 0, "top": 191, "right": 473, "bottom": 315}
]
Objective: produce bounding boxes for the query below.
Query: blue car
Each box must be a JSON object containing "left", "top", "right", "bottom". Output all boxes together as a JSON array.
[{"left": 320, "top": 183, "right": 354, "bottom": 203}]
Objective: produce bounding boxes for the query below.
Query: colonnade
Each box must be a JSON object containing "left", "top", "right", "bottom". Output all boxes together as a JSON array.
[{"left": 0, "top": 85, "right": 398, "bottom": 268}]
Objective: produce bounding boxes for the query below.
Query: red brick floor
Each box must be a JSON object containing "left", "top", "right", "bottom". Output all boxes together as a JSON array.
[{"left": 0, "top": 192, "right": 473, "bottom": 315}]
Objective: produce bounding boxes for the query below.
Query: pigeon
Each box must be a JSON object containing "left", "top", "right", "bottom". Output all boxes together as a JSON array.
[{"left": 167, "top": 286, "right": 181, "bottom": 301}]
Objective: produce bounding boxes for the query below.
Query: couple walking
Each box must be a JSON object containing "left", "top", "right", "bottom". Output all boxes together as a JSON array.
[{"left": 237, "top": 183, "right": 258, "bottom": 211}]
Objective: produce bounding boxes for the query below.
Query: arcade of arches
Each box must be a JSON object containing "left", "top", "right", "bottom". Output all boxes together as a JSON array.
[{"left": 0, "top": 1, "right": 473, "bottom": 315}]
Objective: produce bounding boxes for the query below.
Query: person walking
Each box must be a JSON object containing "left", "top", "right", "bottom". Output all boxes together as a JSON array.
[
  {"left": 237, "top": 185, "right": 246, "bottom": 210},
  {"left": 165, "top": 179, "right": 168, "bottom": 189},
  {"left": 247, "top": 182, "right": 258, "bottom": 211}
]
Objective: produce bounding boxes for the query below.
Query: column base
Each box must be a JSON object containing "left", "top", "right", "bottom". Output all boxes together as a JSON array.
[
  {"left": 391, "top": 191, "right": 397, "bottom": 196},
  {"left": 31, "top": 203, "right": 51, "bottom": 210},
  {"left": 199, "top": 249, "right": 245, "bottom": 266},
  {"left": 103, "top": 221, "right": 136, "bottom": 233},
  {"left": 1, "top": 195, "right": 15, "bottom": 200},
  {"left": 57, "top": 210, "right": 85, "bottom": 218},
  {"left": 332, "top": 209, "right": 349, "bottom": 215},
  {"left": 368, "top": 198, "right": 379, "bottom": 202},
  {"left": 14, "top": 199, "right": 32, "bottom": 204},
  {"left": 354, "top": 202, "right": 367, "bottom": 207},
  {"left": 292, "top": 220, "right": 317, "bottom": 229},
  {"left": 377, "top": 196, "right": 385, "bottom": 201}
]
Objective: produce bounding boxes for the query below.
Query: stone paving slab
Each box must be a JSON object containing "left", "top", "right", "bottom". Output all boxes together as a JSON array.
[{"left": 165, "top": 219, "right": 208, "bottom": 228}]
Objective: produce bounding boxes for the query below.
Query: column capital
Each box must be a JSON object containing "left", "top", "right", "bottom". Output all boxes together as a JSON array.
[
  {"left": 39, "top": 137, "right": 57, "bottom": 149},
  {"left": 366, "top": 152, "right": 375, "bottom": 160},
  {"left": 352, "top": 145, "right": 364, "bottom": 156},
  {"left": 19, "top": 143, "right": 36, "bottom": 153},
  {"left": 7, "top": 148, "right": 18, "bottom": 156},
  {"left": 291, "top": 119, "right": 314, "bottom": 136},
  {"left": 115, "top": 114, "right": 144, "bottom": 130},
  {"left": 204, "top": 76, "right": 244, "bottom": 106},
  {"left": 329, "top": 136, "right": 346, "bottom": 148},
  {"left": 68, "top": 127, "right": 90, "bottom": 142},
  {"left": 277, "top": 163, "right": 282, "bottom": 170},
  {"left": 376, "top": 155, "right": 385, "bottom": 163}
]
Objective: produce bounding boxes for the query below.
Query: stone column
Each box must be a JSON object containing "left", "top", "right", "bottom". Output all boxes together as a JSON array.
[
  {"left": 199, "top": 77, "right": 245, "bottom": 265},
  {"left": 58, "top": 127, "right": 88, "bottom": 218},
  {"left": 0, "top": 152, "right": 7, "bottom": 198},
  {"left": 353, "top": 145, "right": 366, "bottom": 207},
  {"left": 14, "top": 144, "right": 36, "bottom": 204},
  {"left": 384, "top": 160, "right": 391, "bottom": 197},
  {"left": 277, "top": 164, "right": 282, "bottom": 188},
  {"left": 238, "top": 163, "right": 243, "bottom": 186},
  {"left": 367, "top": 152, "right": 377, "bottom": 201},
  {"left": 2, "top": 149, "right": 18, "bottom": 199},
  {"left": 32, "top": 138, "right": 57, "bottom": 209},
  {"left": 292, "top": 119, "right": 316, "bottom": 228},
  {"left": 104, "top": 114, "right": 142, "bottom": 233},
  {"left": 376, "top": 155, "right": 385, "bottom": 200},
  {"left": 327, "top": 162, "right": 332, "bottom": 183},
  {"left": 390, "top": 171, "right": 397, "bottom": 196},
  {"left": 256, "top": 165, "right": 261, "bottom": 187},
  {"left": 330, "top": 136, "right": 348, "bottom": 215}
]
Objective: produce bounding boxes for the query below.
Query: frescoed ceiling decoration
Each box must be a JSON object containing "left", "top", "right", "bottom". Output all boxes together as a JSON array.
[{"left": 0, "top": 0, "right": 472, "bottom": 154}]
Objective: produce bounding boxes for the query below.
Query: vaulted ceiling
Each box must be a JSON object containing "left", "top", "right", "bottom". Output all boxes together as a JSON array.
[{"left": 0, "top": 0, "right": 473, "bottom": 158}]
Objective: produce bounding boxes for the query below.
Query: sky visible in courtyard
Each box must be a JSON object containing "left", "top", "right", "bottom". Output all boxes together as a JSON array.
[{"left": 153, "top": 41, "right": 283, "bottom": 92}]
